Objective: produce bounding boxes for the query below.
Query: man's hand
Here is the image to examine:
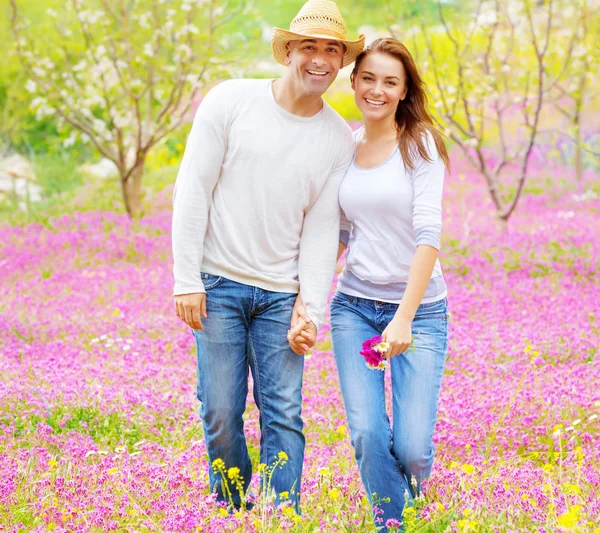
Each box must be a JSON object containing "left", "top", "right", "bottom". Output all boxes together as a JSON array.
[
  {"left": 174, "top": 292, "right": 207, "bottom": 330},
  {"left": 287, "top": 295, "right": 317, "bottom": 355}
]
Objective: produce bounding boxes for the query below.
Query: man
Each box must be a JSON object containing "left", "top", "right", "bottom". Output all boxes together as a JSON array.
[{"left": 172, "top": 0, "right": 364, "bottom": 512}]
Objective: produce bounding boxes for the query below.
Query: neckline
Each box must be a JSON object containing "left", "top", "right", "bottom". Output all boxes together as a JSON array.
[
  {"left": 267, "top": 80, "right": 324, "bottom": 122},
  {"left": 352, "top": 127, "right": 399, "bottom": 171}
]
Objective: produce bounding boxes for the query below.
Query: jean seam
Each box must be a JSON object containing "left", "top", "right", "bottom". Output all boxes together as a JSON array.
[
  {"left": 247, "top": 330, "right": 269, "bottom": 463},
  {"left": 203, "top": 277, "right": 223, "bottom": 290}
]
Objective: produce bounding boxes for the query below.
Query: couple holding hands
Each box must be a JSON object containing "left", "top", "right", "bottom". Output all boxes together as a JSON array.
[{"left": 172, "top": 0, "right": 450, "bottom": 530}]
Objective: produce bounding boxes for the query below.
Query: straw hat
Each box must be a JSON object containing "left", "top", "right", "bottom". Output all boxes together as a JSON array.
[{"left": 272, "top": 0, "right": 365, "bottom": 68}]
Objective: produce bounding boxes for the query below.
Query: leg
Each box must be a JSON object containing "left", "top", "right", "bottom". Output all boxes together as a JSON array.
[
  {"left": 193, "top": 274, "right": 252, "bottom": 507},
  {"left": 247, "top": 289, "right": 305, "bottom": 512},
  {"left": 390, "top": 298, "right": 448, "bottom": 498},
  {"left": 330, "top": 293, "right": 411, "bottom": 529}
]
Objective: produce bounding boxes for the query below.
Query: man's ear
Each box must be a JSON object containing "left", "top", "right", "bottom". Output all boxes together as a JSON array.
[{"left": 285, "top": 43, "right": 291, "bottom": 65}]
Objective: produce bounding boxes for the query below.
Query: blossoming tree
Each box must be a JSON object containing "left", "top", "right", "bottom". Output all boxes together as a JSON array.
[
  {"left": 10, "top": 0, "right": 255, "bottom": 217},
  {"left": 390, "top": 0, "right": 581, "bottom": 222},
  {"left": 546, "top": 0, "right": 599, "bottom": 181}
]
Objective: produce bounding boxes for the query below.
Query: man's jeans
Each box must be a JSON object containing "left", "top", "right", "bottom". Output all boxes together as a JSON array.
[
  {"left": 192, "top": 274, "right": 305, "bottom": 512},
  {"left": 330, "top": 292, "right": 448, "bottom": 529}
]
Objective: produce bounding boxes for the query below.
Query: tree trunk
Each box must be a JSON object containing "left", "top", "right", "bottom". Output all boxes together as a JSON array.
[
  {"left": 121, "top": 159, "right": 145, "bottom": 218},
  {"left": 574, "top": 122, "right": 582, "bottom": 183}
]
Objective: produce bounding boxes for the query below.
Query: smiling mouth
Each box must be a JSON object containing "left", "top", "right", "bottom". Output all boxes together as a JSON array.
[
  {"left": 307, "top": 70, "right": 328, "bottom": 77},
  {"left": 365, "top": 98, "right": 386, "bottom": 107}
]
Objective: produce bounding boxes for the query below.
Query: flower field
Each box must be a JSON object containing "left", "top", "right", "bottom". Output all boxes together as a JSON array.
[{"left": 1, "top": 150, "right": 599, "bottom": 533}]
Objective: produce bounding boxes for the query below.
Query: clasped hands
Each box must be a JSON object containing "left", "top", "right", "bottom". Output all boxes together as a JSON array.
[
  {"left": 173, "top": 292, "right": 316, "bottom": 355},
  {"left": 287, "top": 296, "right": 317, "bottom": 355}
]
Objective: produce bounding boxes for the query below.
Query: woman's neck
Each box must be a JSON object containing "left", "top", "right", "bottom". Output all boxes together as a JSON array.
[{"left": 362, "top": 115, "right": 398, "bottom": 143}]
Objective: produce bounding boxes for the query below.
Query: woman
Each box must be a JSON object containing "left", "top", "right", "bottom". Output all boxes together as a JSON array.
[{"left": 330, "top": 38, "right": 450, "bottom": 529}]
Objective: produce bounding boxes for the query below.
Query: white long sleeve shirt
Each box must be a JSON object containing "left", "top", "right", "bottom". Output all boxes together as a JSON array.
[
  {"left": 172, "top": 79, "right": 354, "bottom": 329},
  {"left": 337, "top": 127, "right": 447, "bottom": 304}
]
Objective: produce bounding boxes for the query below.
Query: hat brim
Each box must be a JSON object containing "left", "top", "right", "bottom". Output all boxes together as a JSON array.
[{"left": 272, "top": 28, "right": 365, "bottom": 68}]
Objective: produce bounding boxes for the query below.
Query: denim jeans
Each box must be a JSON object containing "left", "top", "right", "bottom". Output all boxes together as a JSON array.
[
  {"left": 330, "top": 292, "right": 448, "bottom": 530},
  {"left": 192, "top": 274, "right": 305, "bottom": 512}
]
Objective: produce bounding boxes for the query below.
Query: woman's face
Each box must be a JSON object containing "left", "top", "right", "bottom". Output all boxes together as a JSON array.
[{"left": 352, "top": 52, "right": 408, "bottom": 122}]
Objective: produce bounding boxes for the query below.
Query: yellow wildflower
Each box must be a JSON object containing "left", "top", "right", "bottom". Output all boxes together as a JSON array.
[
  {"left": 558, "top": 506, "right": 582, "bottom": 528},
  {"left": 107, "top": 467, "right": 118, "bottom": 475},
  {"left": 282, "top": 507, "right": 296, "bottom": 519},
  {"left": 461, "top": 464, "right": 475, "bottom": 475},
  {"left": 278, "top": 451, "right": 288, "bottom": 461},
  {"left": 227, "top": 467, "right": 240, "bottom": 480},
  {"left": 280, "top": 491, "right": 289, "bottom": 499},
  {"left": 328, "top": 487, "right": 341, "bottom": 500},
  {"left": 218, "top": 508, "right": 228, "bottom": 517}
]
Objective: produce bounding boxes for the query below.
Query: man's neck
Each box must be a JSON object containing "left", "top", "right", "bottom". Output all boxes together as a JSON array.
[{"left": 272, "top": 77, "right": 324, "bottom": 118}]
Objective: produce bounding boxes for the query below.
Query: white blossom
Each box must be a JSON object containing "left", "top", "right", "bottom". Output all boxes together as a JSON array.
[
  {"left": 138, "top": 13, "right": 151, "bottom": 29},
  {"left": 177, "top": 44, "right": 193, "bottom": 60},
  {"left": 25, "top": 79, "right": 37, "bottom": 93},
  {"left": 64, "top": 131, "right": 78, "bottom": 148}
]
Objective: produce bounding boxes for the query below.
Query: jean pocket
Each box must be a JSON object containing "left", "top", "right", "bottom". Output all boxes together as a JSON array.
[
  {"left": 201, "top": 272, "right": 223, "bottom": 290},
  {"left": 416, "top": 298, "right": 448, "bottom": 317}
]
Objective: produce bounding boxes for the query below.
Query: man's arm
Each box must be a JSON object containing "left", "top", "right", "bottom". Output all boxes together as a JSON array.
[
  {"left": 172, "top": 82, "right": 231, "bottom": 329},
  {"left": 295, "top": 142, "right": 353, "bottom": 332}
]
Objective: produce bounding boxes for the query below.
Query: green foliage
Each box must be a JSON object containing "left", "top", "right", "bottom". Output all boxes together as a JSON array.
[{"left": 324, "top": 91, "right": 362, "bottom": 121}]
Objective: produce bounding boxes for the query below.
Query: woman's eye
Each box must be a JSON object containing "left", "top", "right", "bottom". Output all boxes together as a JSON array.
[{"left": 363, "top": 76, "right": 372, "bottom": 81}]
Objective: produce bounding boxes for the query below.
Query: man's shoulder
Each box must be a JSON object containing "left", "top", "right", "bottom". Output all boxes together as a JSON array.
[
  {"left": 321, "top": 101, "right": 353, "bottom": 133},
  {"left": 208, "top": 78, "right": 269, "bottom": 98}
]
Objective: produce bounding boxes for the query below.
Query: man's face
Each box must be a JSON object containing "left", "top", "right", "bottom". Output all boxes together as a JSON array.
[{"left": 286, "top": 38, "right": 345, "bottom": 96}]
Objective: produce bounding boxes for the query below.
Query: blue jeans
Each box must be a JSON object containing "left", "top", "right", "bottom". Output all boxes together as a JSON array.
[
  {"left": 192, "top": 274, "right": 305, "bottom": 512},
  {"left": 330, "top": 292, "right": 448, "bottom": 530}
]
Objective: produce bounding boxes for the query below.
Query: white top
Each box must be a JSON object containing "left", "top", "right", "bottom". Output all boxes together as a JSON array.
[
  {"left": 337, "top": 127, "right": 447, "bottom": 304},
  {"left": 172, "top": 79, "right": 354, "bottom": 329}
]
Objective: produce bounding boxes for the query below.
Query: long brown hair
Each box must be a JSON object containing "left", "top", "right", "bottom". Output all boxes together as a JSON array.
[{"left": 351, "top": 38, "right": 450, "bottom": 171}]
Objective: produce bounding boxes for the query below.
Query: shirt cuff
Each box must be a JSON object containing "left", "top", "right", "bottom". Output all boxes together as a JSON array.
[
  {"left": 305, "top": 309, "right": 322, "bottom": 333},
  {"left": 173, "top": 283, "right": 206, "bottom": 296},
  {"left": 415, "top": 228, "right": 441, "bottom": 250}
]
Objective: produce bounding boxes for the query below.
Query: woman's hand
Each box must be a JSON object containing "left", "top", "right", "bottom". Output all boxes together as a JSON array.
[
  {"left": 381, "top": 316, "right": 413, "bottom": 358},
  {"left": 288, "top": 295, "right": 316, "bottom": 355}
]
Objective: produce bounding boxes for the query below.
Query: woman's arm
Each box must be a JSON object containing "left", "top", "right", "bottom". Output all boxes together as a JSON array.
[
  {"left": 382, "top": 135, "right": 446, "bottom": 357},
  {"left": 395, "top": 245, "right": 438, "bottom": 321}
]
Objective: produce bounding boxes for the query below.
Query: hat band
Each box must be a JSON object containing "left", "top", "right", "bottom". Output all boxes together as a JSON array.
[{"left": 288, "top": 26, "right": 346, "bottom": 41}]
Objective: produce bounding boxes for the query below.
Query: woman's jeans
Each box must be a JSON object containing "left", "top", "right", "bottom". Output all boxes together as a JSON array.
[
  {"left": 192, "top": 274, "right": 305, "bottom": 512},
  {"left": 330, "top": 292, "right": 448, "bottom": 529}
]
